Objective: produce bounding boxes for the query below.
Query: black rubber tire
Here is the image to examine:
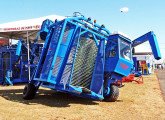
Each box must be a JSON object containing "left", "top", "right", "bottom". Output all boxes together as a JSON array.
[
  {"left": 23, "top": 84, "right": 36, "bottom": 100},
  {"left": 104, "top": 85, "right": 119, "bottom": 102}
]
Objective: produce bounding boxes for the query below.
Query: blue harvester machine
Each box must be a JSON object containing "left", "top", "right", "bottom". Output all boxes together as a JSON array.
[
  {"left": 0, "top": 36, "right": 43, "bottom": 85},
  {"left": 23, "top": 14, "right": 161, "bottom": 101}
]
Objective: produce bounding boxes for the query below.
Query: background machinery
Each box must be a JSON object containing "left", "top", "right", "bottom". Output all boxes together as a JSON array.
[
  {"left": 0, "top": 36, "right": 43, "bottom": 85},
  {"left": 23, "top": 13, "right": 161, "bottom": 101}
]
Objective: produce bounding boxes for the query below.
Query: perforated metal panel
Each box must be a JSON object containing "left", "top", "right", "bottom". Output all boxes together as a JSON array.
[{"left": 70, "top": 37, "right": 98, "bottom": 89}]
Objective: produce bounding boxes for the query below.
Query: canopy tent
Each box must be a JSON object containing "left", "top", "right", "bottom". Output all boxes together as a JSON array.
[
  {"left": 0, "top": 15, "right": 65, "bottom": 41},
  {"left": 0, "top": 15, "right": 65, "bottom": 80}
]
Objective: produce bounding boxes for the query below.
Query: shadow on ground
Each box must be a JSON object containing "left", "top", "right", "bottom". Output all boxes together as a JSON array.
[{"left": 0, "top": 88, "right": 99, "bottom": 107}]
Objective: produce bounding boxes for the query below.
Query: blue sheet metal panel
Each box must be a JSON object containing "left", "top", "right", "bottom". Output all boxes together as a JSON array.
[
  {"left": 16, "top": 40, "right": 22, "bottom": 56},
  {"left": 40, "top": 19, "right": 54, "bottom": 40},
  {"left": 90, "top": 39, "right": 105, "bottom": 95},
  {"left": 104, "top": 57, "right": 119, "bottom": 72},
  {"left": 104, "top": 36, "right": 119, "bottom": 72},
  {"left": 133, "top": 57, "right": 137, "bottom": 72},
  {"left": 114, "top": 57, "right": 133, "bottom": 77}
]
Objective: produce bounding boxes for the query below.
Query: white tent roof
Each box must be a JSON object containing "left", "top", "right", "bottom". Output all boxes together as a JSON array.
[{"left": 0, "top": 15, "right": 65, "bottom": 41}]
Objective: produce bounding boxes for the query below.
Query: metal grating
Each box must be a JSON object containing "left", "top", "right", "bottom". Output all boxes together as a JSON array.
[
  {"left": 40, "top": 23, "right": 63, "bottom": 79},
  {"left": 60, "top": 65, "right": 72, "bottom": 84},
  {"left": 70, "top": 37, "right": 98, "bottom": 89},
  {"left": 60, "top": 46, "right": 77, "bottom": 84},
  {"left": 60, "top": 29, "right": 80, "bottom": 84},
  {"left": 61, "top": 24, "right": 71, "bottom": 44},
  {"left": 52, "top": 57, "right": 62, "bottom": 76},
  {"left": 41, "top": 55, "right": 53, "bottom": 79}
]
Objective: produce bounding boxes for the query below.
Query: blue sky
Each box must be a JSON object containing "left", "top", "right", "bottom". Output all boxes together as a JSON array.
[{"left": 0, "top": 0, "right": 165, "bottom": 59}]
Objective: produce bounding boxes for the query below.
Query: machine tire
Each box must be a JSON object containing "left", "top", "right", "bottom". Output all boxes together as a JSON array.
[
  {"left": 23, "top": 84, "right": 36, "bottom": 100},
  {"left": 104, "top": 85, "right": 119, "bottom": 102}
]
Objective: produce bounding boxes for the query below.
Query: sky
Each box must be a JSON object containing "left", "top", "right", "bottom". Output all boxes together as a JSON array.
[{"left": 0, "top": 0, "right": 165, "bottom": 60}]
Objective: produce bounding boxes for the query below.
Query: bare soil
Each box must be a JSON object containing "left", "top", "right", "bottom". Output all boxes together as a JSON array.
[{"left": 0, "top": 74, "right": 165, "bottom": 120}]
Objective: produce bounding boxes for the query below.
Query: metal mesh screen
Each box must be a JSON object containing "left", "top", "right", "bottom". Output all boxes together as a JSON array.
[
  {"left": 51, "top": 24, "right": 71, "bottom": 77},
  {"left": 60, "top": 29, "right": 80, "bottom": 84},
  {"left": 52, "top": 57, "right": 62, "bottom": 76},
  {"left": 60, "top": 46, "right": 77, "bottom": 84},
  {"left": 70, "top": 37, "right": 98, "bottom": 89},
  {"left": 40, "top": 23, "right": 63, "bottom": 79},
  {"left": 41, "top": 55, "right": 53, "bottom": 79},
  {"left": 61, "top": 25, "right": 71, "bottom": 44}
]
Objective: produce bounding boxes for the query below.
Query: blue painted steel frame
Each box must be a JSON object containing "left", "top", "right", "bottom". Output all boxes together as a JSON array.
[
  {"left": 32, "top": 17, "right": 110, "bottom": 100},
  {"left": 132, "top": 31, "right": 161, "bottom": 60}
]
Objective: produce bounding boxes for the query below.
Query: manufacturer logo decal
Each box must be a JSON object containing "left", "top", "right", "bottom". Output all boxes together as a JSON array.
[{"left": 119, "top": 63, "right": 128, "bottom": 70}]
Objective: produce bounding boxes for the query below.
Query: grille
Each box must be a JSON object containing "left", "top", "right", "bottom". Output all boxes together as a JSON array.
[
  {"left": 52, "top": 57, "right": 62, "bottom": 76},
  {"left": 60, "top": 29, "right": 80, "bottom": 84},
  {"left": 40, "top": 23, "right": 63, "bottom": 79},
  {"left": 41, "top": 55, "right": 53, "bottom": 79},
  {"left": 70, "top": 37, "right": 98, "bottom": 89},
  {"left": 61, "top": 24, "right": 71, "bottom": 44}
]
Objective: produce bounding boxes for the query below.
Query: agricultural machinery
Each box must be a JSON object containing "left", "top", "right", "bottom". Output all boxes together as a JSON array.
[
  {"left": 23, "top": 13, "right": 161, "bottom": 101},
  {"left": 0, "top": 36, "right": 43, "bottom": 85}
]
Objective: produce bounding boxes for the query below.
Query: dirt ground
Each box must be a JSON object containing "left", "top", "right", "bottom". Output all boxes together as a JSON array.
[{"left": 0, "top": 73, "right": 165, "bottom": 120}]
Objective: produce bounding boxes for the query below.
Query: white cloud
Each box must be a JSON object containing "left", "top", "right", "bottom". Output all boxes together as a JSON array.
[{"left": 120, "top": 7, "right": 129, "bottom": 12}]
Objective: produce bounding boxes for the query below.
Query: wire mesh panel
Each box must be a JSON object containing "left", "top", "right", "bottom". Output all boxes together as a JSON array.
[
  {"left": 52, "top": 56, "right": 62, "bottom": 76},
  {"left": 70, "top": 37, "right": 98, "bottom": 89},
  {"left": 40, "top": 23, "right": 63, "bottom": 79},
  {"left": 60, "top": 28, "right": 80, "bottom": 84},
  {"left": 51, "top": 24, "right": 71, "bottom": 77}
]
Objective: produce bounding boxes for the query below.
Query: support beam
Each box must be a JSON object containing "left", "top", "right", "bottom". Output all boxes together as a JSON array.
[{"left": 27, "top": 31, "right": 30, "bottom": 80}]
